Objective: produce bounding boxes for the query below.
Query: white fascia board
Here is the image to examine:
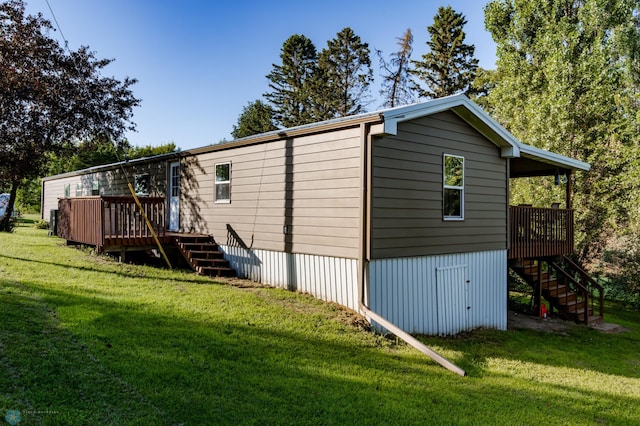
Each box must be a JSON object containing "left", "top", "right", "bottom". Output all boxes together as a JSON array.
[{"left": 519, "top": 144, "right": 591, "bottom": 172}]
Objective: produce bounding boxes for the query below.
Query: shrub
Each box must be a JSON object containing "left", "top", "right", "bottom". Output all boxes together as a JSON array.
[{"left": 35, "top": 219, "right": 49, "bottom": 230}]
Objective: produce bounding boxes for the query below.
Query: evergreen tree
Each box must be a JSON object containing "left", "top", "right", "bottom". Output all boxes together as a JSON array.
[
  {"left": 231, "top": 100, "right": 277, "bottom": 139},
  {"left": 378, "top": 28, "right": 417, "bottom": 108},
  {"left": 316, "top": 27, "right": 373, "bottom": 118},
  {"left": 484, "top": 0, "right": 640, "bottom": 270},
  {"left": 411, "top": 6, "right": 479, "bottom": 98},
  {"left": 264, "top": 34, "right": 317, "bottom": 128}
]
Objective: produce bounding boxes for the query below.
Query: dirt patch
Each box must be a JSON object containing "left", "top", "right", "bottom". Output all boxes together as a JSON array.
[
  {"left": 508, "top": 310, "right": 627, "bottom": 334},
  {"left": 508, "top": 310, "right": 573, "bottom": 334}
]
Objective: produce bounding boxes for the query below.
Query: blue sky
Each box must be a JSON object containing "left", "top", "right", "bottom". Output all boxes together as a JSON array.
[{"left": 28, "top": 0, "right": 497, "bottom": 150}]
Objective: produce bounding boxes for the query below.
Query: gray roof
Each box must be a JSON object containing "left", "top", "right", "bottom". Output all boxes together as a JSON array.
[{"left": 43, "top": 94, "right": 590, "bottom": 181}]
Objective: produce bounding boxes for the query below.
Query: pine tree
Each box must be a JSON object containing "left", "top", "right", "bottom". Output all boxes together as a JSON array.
[
  {"left": 231, "top": 100, "right": 277, "bottom": 139},
  {"left": 378, "top": 28, "right": 417, "bottom": 108},
  {"left": 411, "top": 6, "right": 479, "bottom": 98},
  {"left": 316, "top": 27, "right": 373, "bottom": 118},
  {"left": 264, "top": 34, "right": 317, "bottom": 128}
]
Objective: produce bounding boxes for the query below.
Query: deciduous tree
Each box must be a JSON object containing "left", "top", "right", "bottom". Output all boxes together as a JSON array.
[
  {"left": 0, "top": 0, "right": 139, "bottom": 231},
  {"left": 231, "top": 100, "right": 277, "bottom": 139},
  {"left": 484, "top": 0, "right": 640, "bottom": 267}
]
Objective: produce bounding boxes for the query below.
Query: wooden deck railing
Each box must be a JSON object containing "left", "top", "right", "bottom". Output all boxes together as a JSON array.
[
  {"left": 508, "top": 206, "right": 574, "bottom": 259},
  {"left": 57, "top": 196, "right": 167, "bottom": 252}
]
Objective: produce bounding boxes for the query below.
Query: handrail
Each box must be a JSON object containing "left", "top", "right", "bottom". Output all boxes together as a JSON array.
[
  {"left": 226, "top": 224, "right": 250, "bottom": 250},
  {"left": 103, "top": 196, "right": 166, "bottom": 242},
  {"left": 561, "top": 255, "right": 604, "bottom": 319},
  {"left": 57, "top": 196, "right": 167, "bottom": 252},
  {"left": 509, "top": 206, "right": 574, "bottom": 259},
  {"left": 550, "top": 261, "right": 590, "bottom": 324}
]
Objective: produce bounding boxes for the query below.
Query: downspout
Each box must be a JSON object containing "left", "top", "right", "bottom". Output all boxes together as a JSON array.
[{"left": 357, "top": 123, "right": 466, "bottom": 377}]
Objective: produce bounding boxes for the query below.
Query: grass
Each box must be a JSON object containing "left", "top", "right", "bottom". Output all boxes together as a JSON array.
[{"left": 1, "top": 220, "right": 639, "bottom": 425}]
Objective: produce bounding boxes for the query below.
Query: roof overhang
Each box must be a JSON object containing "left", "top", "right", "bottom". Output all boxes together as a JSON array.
[
  {"left": 511, "top": 144, "right": 591, "bottom": 177},
  {"left": 379, "top": 94, "right": 521, "bottom": 159},
  {"left": 41, "top": 95, "right": 590, "bottom": 182},
  {"left": 377, "top": 94, "right": 590, "bottom": 177}
]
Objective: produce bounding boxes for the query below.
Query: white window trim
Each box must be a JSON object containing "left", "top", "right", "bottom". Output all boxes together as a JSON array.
[
  {"left": 443, "top": 154, "right": 465, "bottom": 221},
  {"left": 215, "top": 162, "right": 231, "bottom": 204}
]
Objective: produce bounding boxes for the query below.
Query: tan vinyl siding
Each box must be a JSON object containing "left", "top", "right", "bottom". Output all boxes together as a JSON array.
[
  {"left": 370, "top": 111, "right": 508, "bottom": 259},
  {"left": 41, "top": 162, "right": 167, "bottom": 220},
  {"left": 181, "top": 127, "right": 363, "bottom": 258},
  {"left": 42, "top": 177, "right": 74, "bottom": 219}
]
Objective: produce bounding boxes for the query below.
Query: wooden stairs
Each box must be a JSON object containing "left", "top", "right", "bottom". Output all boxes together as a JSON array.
[
  {"left": 509, "top": 256, "right": 604, "bottom": 325},
  {"left": 174, "top": 235, "right": 236, "bottom": 277}
]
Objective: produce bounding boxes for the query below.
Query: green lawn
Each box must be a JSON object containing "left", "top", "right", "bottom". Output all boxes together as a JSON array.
[{"left": 1, "top": 222, "right": 639, "bottom": 425}]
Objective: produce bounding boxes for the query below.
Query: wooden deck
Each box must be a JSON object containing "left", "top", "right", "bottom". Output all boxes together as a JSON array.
[
  {"left": 57, "top": 196, "right": 170, "bottom": 253},
  {"left": 508, "top": 205, "right": 574, "bottom": 259},
  {"left": 57, "top": 199, "right": 576, "bottom": 262}
]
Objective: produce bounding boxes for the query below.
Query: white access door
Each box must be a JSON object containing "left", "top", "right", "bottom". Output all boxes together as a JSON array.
[
  {"left": 169, "top": 161, "right": 180, "bottom": 231},
  {"left": 436, "top": 265, "right": 470, "bottom": 336}
]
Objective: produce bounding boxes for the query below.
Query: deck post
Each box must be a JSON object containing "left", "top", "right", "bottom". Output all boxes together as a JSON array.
[
  {"left": 535, "top": 261, "right": 542, "bottom": 317},
  {"left": 566, "top": 171, "right": 573, "bottom": 209}
]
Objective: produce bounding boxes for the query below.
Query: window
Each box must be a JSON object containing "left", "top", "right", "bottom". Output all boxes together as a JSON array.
[
  {"left": 91, "top": 180, "right": 100, "bottom": 196},
  {"left": 75, "top": 183, "right": 83, "bottom": 196},
  {"left": 215, "top": 162, "right": 231, "bottom": 203},
  {"left": 170, "top": 164, "right": 180, "bottom": 198},
  {"left": 443, "top": 154, "right": 464, "bottom": 220},
  {"left": 64, "top": 184, "right": 70, "bottom": 198},
  {"left": 134, "top": 174, "right": 150, "bottom": 196}
]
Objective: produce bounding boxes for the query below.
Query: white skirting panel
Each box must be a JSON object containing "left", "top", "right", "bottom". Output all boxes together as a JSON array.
[
  {"left": 220, "top": 245, "right": 359, "bottom": 312},
  {"left": 369, "top": 250, "right": 507, "bottom": 336}
]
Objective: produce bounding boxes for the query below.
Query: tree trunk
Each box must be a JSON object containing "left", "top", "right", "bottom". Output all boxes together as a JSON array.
[{"left": 0, "top": 179, "right": 20, "bottom": 232}]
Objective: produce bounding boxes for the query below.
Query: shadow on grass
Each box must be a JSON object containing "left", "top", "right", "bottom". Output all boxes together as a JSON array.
[
  {"left": 0, "top": 252, "right": 215, "bottom": 286},
  {"left": 2, "top": 277, "right": 639, "bottom": 425}
]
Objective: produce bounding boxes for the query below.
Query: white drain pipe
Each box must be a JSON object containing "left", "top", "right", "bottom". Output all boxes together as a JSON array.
[{"left": 358, "top": 123, "right": 466, "bottom": 377}]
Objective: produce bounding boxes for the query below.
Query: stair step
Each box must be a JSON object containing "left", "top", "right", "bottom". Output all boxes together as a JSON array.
[
  {"left": 550, "top": 292, "right": 577, "bottom": 302},
  {"left": 564, "top": 300, "right": 585, "bottom": 313},
  {"left": 187, "top": 250, "right": 225, "bottom": 259},
  {"left": 180, "top": 242, "right": 219, "bottom": 250},
  {"left": 510, "top": 257, "right": 603, "bottom": 325},
  {"left": 545, "top": 283, "right": 565, "bottom": 290},
  {"left": 175, "top": 234, "right": 211, "bottom": 241},
  {"left": 588, "top": 315, "right": 603, "bottom": 324},
  {"left": 197, "top": 266, "right": 236, "bottom": 277},
  {"left": 190, "top": 258, "right": 230, "bottom": 267},
  {"left": 174, "top": 233, "right": 237, "bottom": 278}
]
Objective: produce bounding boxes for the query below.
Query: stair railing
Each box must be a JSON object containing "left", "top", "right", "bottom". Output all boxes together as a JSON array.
[
  {"left": 549, "top": 261, "right": 590, "bottom": 324},
  {"left": 560, "top": 256, "right": 605, "bottom": 320},
  {"left": 226, "top": 224, "right": 250, "bottom": 250}
]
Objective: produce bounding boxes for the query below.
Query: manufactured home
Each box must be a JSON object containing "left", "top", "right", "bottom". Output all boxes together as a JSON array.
[{"left": 41, "top": 94, "right": 603, "bottom": 336}]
